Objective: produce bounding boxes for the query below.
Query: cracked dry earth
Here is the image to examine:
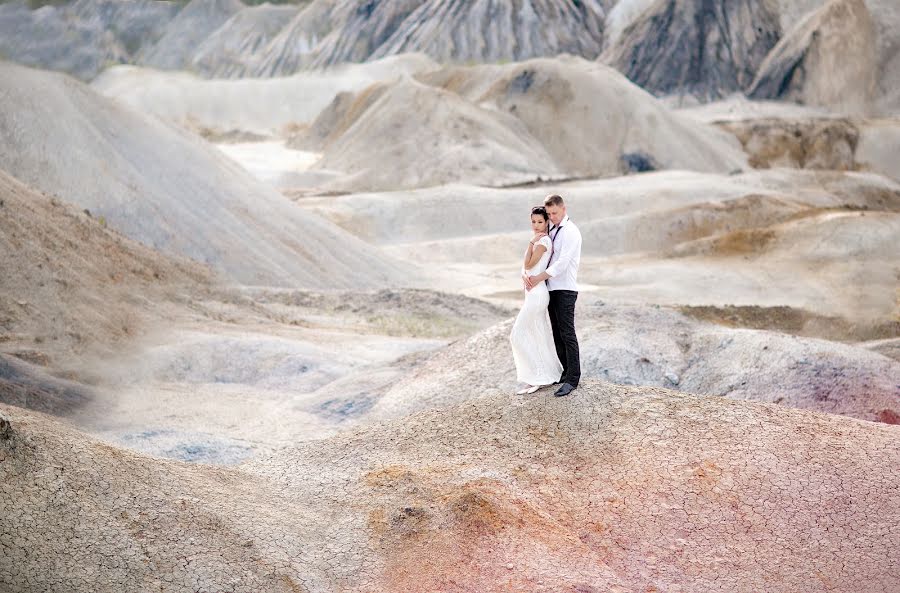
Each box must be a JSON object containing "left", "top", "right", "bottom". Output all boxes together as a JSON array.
[{"left": 2, "top": 381, "right": 899, "bottom": 593}]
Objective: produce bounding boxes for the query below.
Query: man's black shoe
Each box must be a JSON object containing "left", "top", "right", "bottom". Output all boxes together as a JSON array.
[{"left": 554, "top": 383, "right": 575, "bottom": 397}]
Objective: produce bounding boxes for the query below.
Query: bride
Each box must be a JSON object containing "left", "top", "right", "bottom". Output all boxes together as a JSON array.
[{"left": 510, "top": 206, "right": 563, "bottom": 394}]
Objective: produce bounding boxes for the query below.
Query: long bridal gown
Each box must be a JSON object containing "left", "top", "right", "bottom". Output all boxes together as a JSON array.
[{"left": 510, "top": 235, "right": 563, "bottom": 386}]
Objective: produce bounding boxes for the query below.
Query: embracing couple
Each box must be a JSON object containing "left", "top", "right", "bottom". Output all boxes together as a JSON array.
[{"left": 510, "top": 194, "right": 582, "bottom": 397}]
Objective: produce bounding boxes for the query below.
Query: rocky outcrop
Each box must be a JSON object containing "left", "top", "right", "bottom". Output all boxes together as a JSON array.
[
  {"left": 0, "top": 61, "right": 409, "bottom": 288},
  {"left": 137, "top": 0, "right": 244, "bottom": 71},
  {"left": 602, "top": 0, "right": 657, "bottom": 49},
  {"left": 602, "top": 0, "right": 782, "bottom": 101},
  {"left": 368, "top": 0, "right": 606, "bottom": 65},
  {"left": 0, "top": 0, "right": 178, "bottom": 80},
  {"left": 247, "top": 0, "right": 606, "bottom": 76},
  {"left": 370, "top": 302, "right": 900, "bottom": 424},
  {"left": 246, "top": 0, "right": 404, "bottom": 76},
  {"left": 190, "top": 3, "right": 299, "bottom": 78},
  {"left": 2, "top": 382, "right": 899, "bottom": 592},
  {"left": 718, "top": 118, "right": 860, "bottom": 170},
  {"left": 749, "top": 0, "right": 877, "bottom": 114}
]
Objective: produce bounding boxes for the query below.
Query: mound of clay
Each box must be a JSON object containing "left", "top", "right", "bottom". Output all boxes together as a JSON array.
[
  {"left": 749, "top": 0, "right": 877, "bottom": 114},
  {"left": 3, "top": 381, "right": 899, "bottom": 591},
  {"left": 300, "top": 57, "right": 747, "bottom": 191},
  {"left": 0, "top": 61, "right": 409, "bottom": 288},
  {"left": 773, "top": 0, "right": 900, "bottom": 115},
  {"left": 190, "top": 3, "right": 300, "bottom": 78},
  {"left": 0, "top": 0, "right": 178, "bottom": 80},
  {"left": 92, "top": 54, "right": 438, "bottom": 135},
  {"left": 370, "top": 303, "right": 900, "bottom": 424},
  {"left": 297, "top": 76, "right": 561, "bottom": 191},
  {"left": 0, "top": 170, "right": 208, "bottom": 361},
  {"left": 368, "top": 0, "right": 606, "bottom": 64},
  {"left": 602, "top": 0, "right": 781, "bottom": 101},
  {"left": 137, "top": 0, "right": 243, "bottom": 71}
]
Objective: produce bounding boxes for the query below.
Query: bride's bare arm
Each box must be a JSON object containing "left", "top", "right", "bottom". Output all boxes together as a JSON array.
[{"left": 524, "top": 243, "right": 548, "bottom": 269}]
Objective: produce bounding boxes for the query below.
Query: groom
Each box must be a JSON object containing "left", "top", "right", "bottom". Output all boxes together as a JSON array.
[{"left": 524, "top": 194, "right": 582, "bottom": 397}]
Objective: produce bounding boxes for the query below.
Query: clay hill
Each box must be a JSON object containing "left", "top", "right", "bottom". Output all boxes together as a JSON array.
[
  {"left": 137, "top": 0, "right": 244, "bottom": 71},
  {"left": 292, "top": 57, "right": 747, "bottom": 191},
  {"left": 369, "top": 303, "right": 900, "bottom": 425},
  {"left": 0, "top": 0, "right": 179, "bottom": 80},
  {"left": 246, "top": 0, "right": 607, "bottom": 76},
  {"left": 0, "top": 169, "right": 209, "bottom": 412},
  {"left": 2, "top": 381, "right": 898, "bottom": 592},
  {"left": 602, "top": 0, "right": 781, "bottom": 101},
  {"left": 606, "top": 0, "right": 900, "bottom": 114},
  {"left": 748, "top": 0, "right": 878, "bottom": 114},
  {"left": 0, "top": 60, "right": 409, "bottom": 288},
  {"left": 190, "top": 2, "right": 301, "bottom": 78}
]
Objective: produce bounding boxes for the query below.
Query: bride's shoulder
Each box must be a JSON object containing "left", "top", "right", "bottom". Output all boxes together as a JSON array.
[{"left": 538, "top": 235, "right": 552, "bottom": 248}]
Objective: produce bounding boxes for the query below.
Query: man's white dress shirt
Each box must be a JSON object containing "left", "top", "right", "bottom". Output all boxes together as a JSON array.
[{"left": 546, "top": 215, "right": 581, "bottom": 292}]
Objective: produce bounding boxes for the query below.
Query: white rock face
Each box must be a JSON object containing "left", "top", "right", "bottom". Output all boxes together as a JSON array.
[
  {"left": 0, "top": 62, "right": 408, "bottom": 288},
  {"left": 750, "top": 0, "right": 878, "bottom": 114},
  {"left": 137, "top": 0, "right": 244, "bottom": 71},
  {"left": 603, "top": 0, "right": 658, "bottom": 49},
  {"left": 190, "top": 3, "right": 300, "bottom": 78},
  {"left": 246, "top": 0, "right": 606, "bottom": 76},
  {"left": 369, "top": 0, "right": 606, "bottom": 64},
  {"left": 0, "top": 0, "right": 178, "bottom": 80},
  {"left": 601, "top": 0, "right": 782, "bottom": 101}
]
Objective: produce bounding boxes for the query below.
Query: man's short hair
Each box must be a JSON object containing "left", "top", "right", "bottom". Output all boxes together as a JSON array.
[{"left": 544, "top": 194, "right": 564, "bottom": 207}]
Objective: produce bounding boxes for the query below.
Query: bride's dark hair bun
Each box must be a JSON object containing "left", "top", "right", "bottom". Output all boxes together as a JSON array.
[{"left": 531, "top": 206, "right": 548, "bottom": 220}]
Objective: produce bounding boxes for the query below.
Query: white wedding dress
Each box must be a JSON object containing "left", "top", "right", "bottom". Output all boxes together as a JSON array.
[{"left": 510, "top": 236, "right": 563, "bottom": 385}]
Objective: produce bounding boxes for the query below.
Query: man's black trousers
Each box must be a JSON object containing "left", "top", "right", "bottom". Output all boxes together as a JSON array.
[{"left": 548, "top": 289, "right": 580, "bottom": 387}]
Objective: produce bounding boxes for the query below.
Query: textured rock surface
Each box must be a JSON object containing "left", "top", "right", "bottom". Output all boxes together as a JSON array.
[
  {"left": 602, "top": 0, "right": 782, "bottom": 101},
  {"left": 718, "top": 118, "right": 860, "bottom": 170},
  {"left": 2, "top": 382, "right": 899, "bottom": 592},
  {"left": 0, "top": 0, "right": 178, "bottom": 80},
  {"left": 137, "top": 0, "right": 244, "bottom": 70},
  {"left": 370, "top": 303, "right": 900, "bottom": 424},
  {"left": 603, "top": 0, "right": 657, "bottom": 49},
  {"left": 749, "top": 0, "right": 877, "bottom": 114},
  {"left": 0, "top": 61, "right": 409, "bottom": 287},
  {"left": 247, "top": 0, "right": 606, "bottom": 76},
  {"left": 190, "top": 3, "right": 300, "bottom": 78},
  {"left": 295, "top": 76, "right": 561, "bottom": 191},
  {"left": 368, "top": 0, "right": 606, "bottom": 65}
]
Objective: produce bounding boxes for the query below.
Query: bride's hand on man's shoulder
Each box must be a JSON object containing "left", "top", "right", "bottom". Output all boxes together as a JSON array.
[{"left": 530, "top": 232, "right": 548, "bottom": 244}]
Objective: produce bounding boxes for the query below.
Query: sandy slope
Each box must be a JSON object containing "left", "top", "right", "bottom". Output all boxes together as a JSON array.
[
  {"left": 92, "top": 54, "right": 438, "bottom": 135},
  {"left": 0, "top": 61, "right": 409, "bottom": 288},
  {"left": 2, "top": 381, "right": 898, "bottom": 592},
  {"left": 0, "top": 169, "right": 209, "bottom": 363}
]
